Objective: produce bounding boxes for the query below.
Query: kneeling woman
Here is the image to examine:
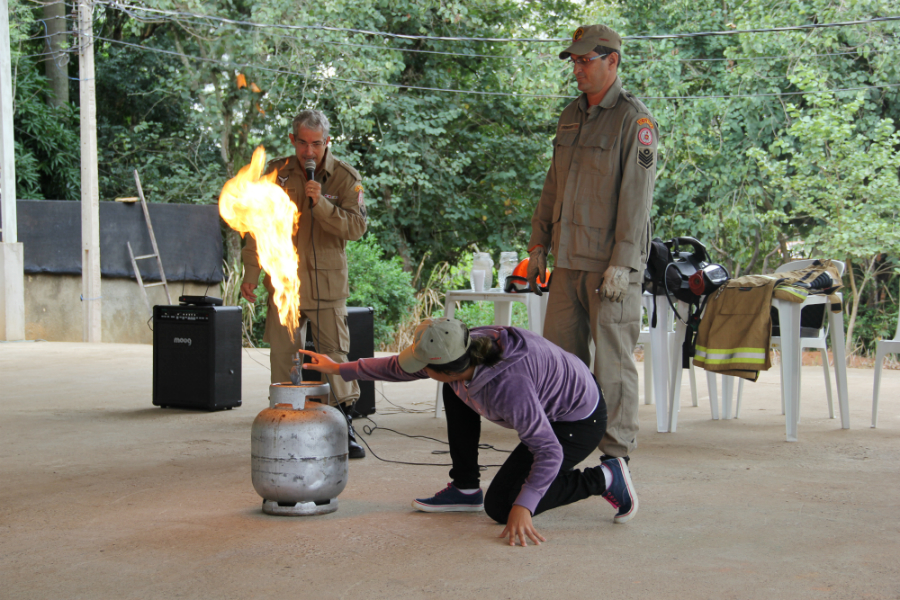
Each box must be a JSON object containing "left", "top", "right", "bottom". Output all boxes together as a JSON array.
[{"left": 299, "top": 317, "right": 637, "bottom": 546}]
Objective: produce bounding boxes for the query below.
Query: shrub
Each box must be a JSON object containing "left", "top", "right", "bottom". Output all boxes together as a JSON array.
[{"left": 346, "top": 235, "right": 417, "bottom": 349}]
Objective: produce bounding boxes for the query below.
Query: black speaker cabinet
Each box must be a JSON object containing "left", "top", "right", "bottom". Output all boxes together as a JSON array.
[
  {"left": 302, "top": 306, "right": 375, "bottom": 417},
  {"left": 152, "top": 304, "right": 242, "bottom": 410}
]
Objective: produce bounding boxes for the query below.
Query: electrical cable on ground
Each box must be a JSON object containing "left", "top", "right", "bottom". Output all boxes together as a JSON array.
[{"left": 357, "top": 415, "right": 509, "bottom": 469}]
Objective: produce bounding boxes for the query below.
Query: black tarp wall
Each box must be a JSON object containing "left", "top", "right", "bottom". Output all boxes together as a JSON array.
[{"left": 1, "top": 200, "right": 224, "bottom": 282}]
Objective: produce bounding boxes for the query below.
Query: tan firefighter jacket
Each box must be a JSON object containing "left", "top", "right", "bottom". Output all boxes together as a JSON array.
[
  {"left": 692, "top": 260, "right": 843, "bottom": 381},
  {"left": 241, "top": 150, "right": 367, "bottom": 310}
]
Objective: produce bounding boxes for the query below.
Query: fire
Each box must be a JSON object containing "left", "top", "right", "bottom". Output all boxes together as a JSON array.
[{"left": 219, "top": 146, "right": 300, "bottom": 338}]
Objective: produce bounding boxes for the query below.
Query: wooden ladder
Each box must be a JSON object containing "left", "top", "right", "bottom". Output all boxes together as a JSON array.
[{"left": 127, "top": 170, "right": 172, "bottom": 314}]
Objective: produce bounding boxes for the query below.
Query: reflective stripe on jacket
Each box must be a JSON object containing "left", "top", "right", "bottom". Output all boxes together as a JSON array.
[{"left": 693, "top": 260, "right": 843, "bottom": 381}]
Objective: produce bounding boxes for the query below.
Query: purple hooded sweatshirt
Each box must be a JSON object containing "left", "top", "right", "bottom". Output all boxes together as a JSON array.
[{"left": 338, "top": 326, "right": 599, "bottom": 513}]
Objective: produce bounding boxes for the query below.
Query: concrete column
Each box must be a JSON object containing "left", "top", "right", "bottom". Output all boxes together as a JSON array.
[
  {"left": 1, "top": 0, "right": 25, "bottom": 341},
  {"left": 0, "top": 242, "right": 25, "bottom": 340},
  {"left": 78, "top": 0, "right": 101, "bottom": 342}
]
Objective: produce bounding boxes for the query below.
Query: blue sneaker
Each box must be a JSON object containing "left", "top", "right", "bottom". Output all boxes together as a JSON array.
[
  {"left": 412, "top": 483, "right": 484, "bottom": 513},
  {"left": 601, "top": 457, "right": 638, "bottom": 523}
]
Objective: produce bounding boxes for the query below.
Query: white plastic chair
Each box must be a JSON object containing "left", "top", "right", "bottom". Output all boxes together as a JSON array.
[
  {"left": 872, "top": 283, "right": 900, "bottom": 427},
  {"left": 733, "top": 259, "right": 846, "bottom": 421},
  {"left": 638, "top": 293, "right": 698, "bottom": 412}
]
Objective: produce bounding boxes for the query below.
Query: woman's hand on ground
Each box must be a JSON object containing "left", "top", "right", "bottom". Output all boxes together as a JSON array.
[
  {"left": 295, "top": 349, "right": 340, "bottom": 375},
  {"left": 500, "top": 505, "right": 546, "bottom": 547}
]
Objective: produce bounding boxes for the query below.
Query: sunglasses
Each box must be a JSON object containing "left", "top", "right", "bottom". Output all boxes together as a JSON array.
[{"left": 504, "top": 274, "right": 552, "bottom": 294}]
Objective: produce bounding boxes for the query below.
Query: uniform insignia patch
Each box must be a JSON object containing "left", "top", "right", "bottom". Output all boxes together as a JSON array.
[
  {"left": 638, "top": 148, "right": 654, "bottom": 170},
  {"left": 560, "top": 123, "right": 580, "bottom": 132},
  {"left": 637, "top": 117, "right": 653, "bottom": 128},
  {"left": 356, "top": 185, "right": 367, "bottom": 219},
  {"left": 277, "top": 174, "right": 289, "bottom": 187},
  {"left": 638, "top": 127, "right": 653, "bottom": 146},
  {"left": 573, "top": 27, "right": 584, "bottom": 41},
  {"left": 323, "top": 193, "right": 338, "bottom": 200}
]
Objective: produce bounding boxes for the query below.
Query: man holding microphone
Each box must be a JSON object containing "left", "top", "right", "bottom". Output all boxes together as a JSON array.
[{"left": 240, "top": 109, "right": 368, "bottom": 459}]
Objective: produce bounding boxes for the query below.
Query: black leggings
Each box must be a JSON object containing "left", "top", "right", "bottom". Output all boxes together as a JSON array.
[{"left": 442, "top": 383, "right": 608, "bottom": 524}]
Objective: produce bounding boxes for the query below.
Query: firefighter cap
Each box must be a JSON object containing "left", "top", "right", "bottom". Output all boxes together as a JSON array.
[{"left": 559, "top": 24, "right": 622, "bottom": 60}]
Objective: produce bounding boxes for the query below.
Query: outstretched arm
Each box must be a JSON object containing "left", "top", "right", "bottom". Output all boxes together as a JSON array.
[{"left": 296, "top": 349, "right": 341, "bottom": 375}]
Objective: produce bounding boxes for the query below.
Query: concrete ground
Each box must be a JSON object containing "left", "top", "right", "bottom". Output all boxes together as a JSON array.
[{"left": 1, "top": 341, "right": 899, "bottom": 600}]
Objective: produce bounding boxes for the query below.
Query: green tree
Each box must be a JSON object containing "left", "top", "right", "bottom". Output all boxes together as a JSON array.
[{"left": 749, "top": 90, "right": 900, "bottom": 354}]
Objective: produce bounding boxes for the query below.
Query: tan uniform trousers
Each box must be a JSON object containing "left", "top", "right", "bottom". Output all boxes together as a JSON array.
[
  {"left": 543, "top": 268, "right": 642, "bottom": 457},
  {"left": 264, "top": 297, "right": 359, "bottom": 407}
]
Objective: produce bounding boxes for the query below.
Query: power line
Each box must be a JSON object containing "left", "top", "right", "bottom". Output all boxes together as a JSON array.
[
  {"left": 86, "top": 0, "right": 899, "bottom": 63},
  {"left": 629, "top": 16, "right": 900, "bottom": 41},
  {"left": 230, "top": 26, "right": 891, "bottom": 64},
  {"left": 95, "top": 36, "right": 574, "bottom": 98},
  {"left": 96, "top": 36, "right": 900, "bottom": 101},
  {"left": 93, "top": 4, "right": 899, "bottom": 65},
  {"left": 641, "top": 84, "right": 900, "bottom": 100},
  {"left": 94, "top": 2, "right": 900, "bottom": 44}
]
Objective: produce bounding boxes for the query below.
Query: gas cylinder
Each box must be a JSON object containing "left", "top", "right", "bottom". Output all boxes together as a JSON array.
[{"left": 251, "top": 382, "right": 349, "bottom": 516}]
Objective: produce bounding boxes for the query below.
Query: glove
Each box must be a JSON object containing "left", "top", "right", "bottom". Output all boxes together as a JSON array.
[
  {"left": 599, "top": 265, "right": 630, "bottom": 302},
  {"left": 527, "top": 246, "right": 547, "bottom": 296}
]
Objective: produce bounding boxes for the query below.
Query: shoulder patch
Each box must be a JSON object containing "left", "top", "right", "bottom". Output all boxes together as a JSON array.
[
  {"left": 356, "top": 185, "right": 367, "bottom": 220},
  {"left": 637, "top": 117, "right": 653, "bottom": 128},
  {"left": 638, "top": 127, "right": 654, "bottom": 146}
]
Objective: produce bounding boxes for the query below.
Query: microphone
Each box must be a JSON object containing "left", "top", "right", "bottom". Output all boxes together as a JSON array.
[{"left": 304, "top": 159, "right": 316, "bottom": 208}]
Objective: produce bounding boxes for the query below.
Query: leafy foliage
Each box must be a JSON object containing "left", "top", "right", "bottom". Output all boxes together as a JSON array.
[
  {"left": 7, "top": 0, "right": 80, "bottom": 202},
  {"left": 8, "top": 0, "right": 900, "bottom": 354},
  {"left": 346, "top": 235, "right": 417, "bottom": 348}
]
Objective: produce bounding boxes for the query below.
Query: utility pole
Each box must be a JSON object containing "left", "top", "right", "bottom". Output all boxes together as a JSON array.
[
  {"left": 0, "top": 0, "right": 26, "bottom": 341},
  {"left": 78, "top": 0, "right": 101, "bottom": 342}
]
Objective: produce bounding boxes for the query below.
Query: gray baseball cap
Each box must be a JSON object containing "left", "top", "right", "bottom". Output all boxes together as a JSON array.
[
  {"left": 559, "top": 24, "right": 622, "bottom": 59},
  {"left": 397, "top": 318, "right": 471, "bottom": 373}
]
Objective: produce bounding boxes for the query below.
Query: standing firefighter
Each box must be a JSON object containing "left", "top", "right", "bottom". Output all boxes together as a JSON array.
[
  {"left": 527, "top": 25, "right": 658, "bottom": 462},
  {"left": 240, "top": 109, "right": 368, "bottom": 459}
]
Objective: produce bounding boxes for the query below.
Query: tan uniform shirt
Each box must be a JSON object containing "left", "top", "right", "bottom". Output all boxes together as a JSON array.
[
  {"left": 529, "top": 77, "right": 658, "bottom": 274},
  {"left": 241, "top": 150, "right": 367, "bottom": 310}
]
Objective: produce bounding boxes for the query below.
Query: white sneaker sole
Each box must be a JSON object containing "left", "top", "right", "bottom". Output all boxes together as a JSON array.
[
  {"left": 411, "top": 499, "right": 484, "bottom": 513},
  {"left": 613, "top": 458, "right": 638, "bottom": 524}
]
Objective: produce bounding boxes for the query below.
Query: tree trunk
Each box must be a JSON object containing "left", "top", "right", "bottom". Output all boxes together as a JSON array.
[
  {"left": 845, "top": 258, "right": 859, "bottom": 357},
  {"left": 43, "top": 1, "right": 68, "bottom": 107},
  {"left": 844, "top": 257, "right": 875, "bottom": 357}
]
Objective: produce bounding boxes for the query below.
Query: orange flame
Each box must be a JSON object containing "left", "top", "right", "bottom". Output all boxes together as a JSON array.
[{"left": 219, "top": 146, "right": 300, "bottom": 338}]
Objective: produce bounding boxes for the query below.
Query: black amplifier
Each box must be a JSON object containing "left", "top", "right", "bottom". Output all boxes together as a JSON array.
[
  {"left": 302, "top": 306, "right": 375, "bottom": 417},
  {"left": 152, "top": 304, "right": 242, "bottom": 410}
]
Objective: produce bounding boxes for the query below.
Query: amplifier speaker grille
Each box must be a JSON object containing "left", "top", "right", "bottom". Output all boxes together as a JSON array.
[{"left": 152, "top": 305, "right": 242, "bottom": 410}]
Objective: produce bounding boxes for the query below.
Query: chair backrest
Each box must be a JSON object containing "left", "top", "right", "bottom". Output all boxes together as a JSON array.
[
  {"left": 775, "top": 259, "right": 846, "bottom": 276},
  {"left": 773, "top": 259, "right": 845, "bottom": 340}
]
